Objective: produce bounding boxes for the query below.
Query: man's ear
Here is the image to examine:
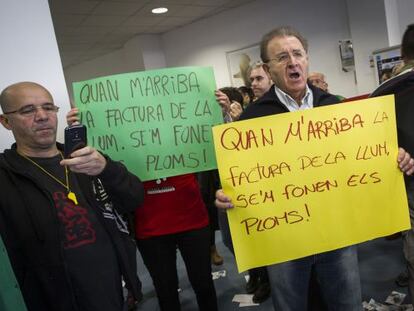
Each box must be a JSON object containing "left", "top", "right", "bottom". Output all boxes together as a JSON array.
[
  {"left": 262, "top": 63, "right": 271, "bottom": 75},
  {"left": 0, "top": 114, "right": 12, "bottom": 130}
]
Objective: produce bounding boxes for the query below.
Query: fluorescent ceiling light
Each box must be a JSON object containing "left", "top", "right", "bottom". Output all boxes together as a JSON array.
[{"left": 152, "top": 7, "right": 168, "bottom": 14}]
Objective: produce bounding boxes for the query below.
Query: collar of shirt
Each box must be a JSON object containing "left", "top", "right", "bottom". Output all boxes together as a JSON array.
[{"left": 273, "top": 84, "right": 313, "bottom": 112}]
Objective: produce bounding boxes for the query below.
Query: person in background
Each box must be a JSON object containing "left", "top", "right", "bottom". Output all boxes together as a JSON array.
[
  {"left": 0, "top": 82, "right": 144, "bottom": 311},
  {"left": 199, "top": 86, "right": 244, "bottom": 266},
  {"left": 215, "top": 85, "right": 271, "bottom": 304},
  {"left": 67, "top": 107, "right": 218, "bottom": 311},
  {"left": 308, "top": 71, "right": 345, "bottom": 101},
  {"left": 370, "top": 23, "right": 414, "bottom": 303},
  {"left": 308, "top": 71, "right": 329, "bottom": 92},
  {"left": 248, "top": 62, "right": 273, "bottom": 100},
  {"left": 215, "top": 26, "right": 414, "bottom": 311},
  {"left": 238, "top": 86, "right": 255, "bottom": 108},
  {"left": 215, "top": 87, "right": 243, "bottom": 123},
  {"left": 379, "top": 68, "right": 393, "bottom": 83}
]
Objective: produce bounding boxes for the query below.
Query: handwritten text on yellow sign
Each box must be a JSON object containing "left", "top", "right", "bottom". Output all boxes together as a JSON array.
[{"left": 213, "top": 95, "right": 409, "bottom": 272}]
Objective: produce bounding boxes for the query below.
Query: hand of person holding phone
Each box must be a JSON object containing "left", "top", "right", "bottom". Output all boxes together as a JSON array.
[{"left": 61, "top": 108, "right": 106, "bottom": 176}]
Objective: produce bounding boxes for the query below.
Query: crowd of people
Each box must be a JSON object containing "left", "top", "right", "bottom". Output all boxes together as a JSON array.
[{"left": 1, "top": 24, "right": 414, "bottom": 311}]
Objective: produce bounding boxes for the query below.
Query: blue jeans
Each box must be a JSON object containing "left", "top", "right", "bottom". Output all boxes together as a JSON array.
[
  {"left": 267, "top": 246, "right": 362, "bottom": 311},
  {"left": 218, "top": 209, "right": 234, "bottom": 254}
]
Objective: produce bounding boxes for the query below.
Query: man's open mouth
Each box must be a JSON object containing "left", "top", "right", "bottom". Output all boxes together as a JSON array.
[{"left": 289, "top": 72, "right": 300, "bottom": 79}]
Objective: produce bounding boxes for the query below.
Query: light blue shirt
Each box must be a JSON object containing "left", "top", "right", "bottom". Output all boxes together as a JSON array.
[{"left": 273, "top": 84, "right": 313, "bottom": 112}]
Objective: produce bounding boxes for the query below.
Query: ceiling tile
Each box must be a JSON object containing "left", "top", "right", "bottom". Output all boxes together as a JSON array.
[
  {"left": 59, "top": 43, "right": 95, "bottom": 52},
  {"left": 110, "top": 25, "right": 149, "bottom": 35},
  {"left": 60, "top": 33, "right": 105, "bottom": 44},
  {"left": 150, "top": 0, "right": 195, "bottom": 5},
  {"left": 169, "top": 5, "right": 216, "bottom": 17},
  {"left": 52, "top": 14, "right": 88, "bottom": 27},
  {"left": 224, "top": 0, "right": 254, "bottom": 8},
  {"left": 123, "top": 15, "right": 165, "bottom": 26},
  {"left": 192, "top": 0, "right": 230, "bottom": 5},
  {"left": 70, "top": 25, "right": 114, "bottom": 35},
  {"left": 144, "top": 25, "right": 172, "bottom": 34},
  {"left": 157, "top": 16, "right": 195, "bottom": 27},
  {"left": 92, "top": 1, "right": 147, "bottom": 16},
  {"left": 53, "top": 25, "right": 76, "bottom": 36},
  {"left": 82, "top": 15, "right": 128, "bottom": 26},
  {"left": 49, "top": 0, "right": 100, "bottom": 14},
  {"left": 99, "top": 33, "right": 134, "bottom": 43}
]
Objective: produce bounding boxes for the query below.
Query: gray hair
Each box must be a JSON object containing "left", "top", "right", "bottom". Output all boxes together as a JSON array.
[{"left": 260, "top": 26, "right": 308, "bottom": 63}]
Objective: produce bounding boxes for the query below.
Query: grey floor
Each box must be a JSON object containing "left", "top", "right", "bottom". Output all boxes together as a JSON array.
[{"left": 136, "top": 233, "right": 408, "bottom": 310}]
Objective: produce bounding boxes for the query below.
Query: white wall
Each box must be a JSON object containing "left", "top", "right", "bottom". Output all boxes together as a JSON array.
[
  {"left": 162, "top": 0, "right": 356, "bottom": 97},
  {"left": 0, "top": 0, "right": 70, "bottom": 151},
  {"left": 64, "top": 46, "right": 144, "bottom": 100},
  {"left": 384, "top": 0, "right": 401, "bottom": 46},
  {"left": 64, "top": 34, "right": 166, "bottom": 99},
  {"left": 138, "top": 35, "right": 167, "bottom": 70},
  {"left": 397, "top": 0, "right": 414, "bottom": 36}
]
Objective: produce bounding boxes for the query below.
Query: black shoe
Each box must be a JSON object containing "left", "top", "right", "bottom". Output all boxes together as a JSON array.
[
  {"left": 395, "top": 271, "right": 409, "bottom": 287},
  {"left": 252, "top": 282, "right": 270, "bottom": 304},
  {"left": 127, "top": 291, "right": 143, "bottom": 311},
  {"left": 246, "top": 275, "right": 260, "bottom": 294}
]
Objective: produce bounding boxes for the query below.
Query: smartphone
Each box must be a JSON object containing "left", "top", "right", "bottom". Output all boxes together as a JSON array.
[{"left": 64, "top": 124, "right": 87, "bottom": 158}]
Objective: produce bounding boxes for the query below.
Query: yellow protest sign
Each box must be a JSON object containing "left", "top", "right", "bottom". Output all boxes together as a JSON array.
[{"left": 212, "top": 95, "right": 410, "bottom": 272}]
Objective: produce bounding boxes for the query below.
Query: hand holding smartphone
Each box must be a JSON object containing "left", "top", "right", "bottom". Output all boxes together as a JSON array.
[{"left": 64, "top": 124, "right": 87, "bottom": 158}]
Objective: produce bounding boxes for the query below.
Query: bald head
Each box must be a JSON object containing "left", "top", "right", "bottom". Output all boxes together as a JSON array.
[{"left": 0, "top": 82, "right": 52, "bottom": 113}]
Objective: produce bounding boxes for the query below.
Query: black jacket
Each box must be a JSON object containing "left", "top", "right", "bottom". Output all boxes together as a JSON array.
[
  {"left": 0, "top": 144, "right": 144, "bottom": 311},
  {"left": 370, "top": 70, "right": 414, "bottom": 162},
  {"left": 240, "top": 84, "right": 340, "bottom": 121}
]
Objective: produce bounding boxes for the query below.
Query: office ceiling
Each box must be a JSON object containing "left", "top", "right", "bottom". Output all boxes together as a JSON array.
[{"left": 49, "top": 0, "right": 256, "bottom": 68}]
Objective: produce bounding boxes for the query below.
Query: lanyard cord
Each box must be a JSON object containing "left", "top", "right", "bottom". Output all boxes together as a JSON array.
[{"left": 18, "top": 151, "right": 78, "bottom": 205}]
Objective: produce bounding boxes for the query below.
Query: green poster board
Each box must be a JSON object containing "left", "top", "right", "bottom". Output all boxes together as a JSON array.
[
  {"left": 0, "top": 237, "right": 26, "bottom": 311},
  {"left": 73, "top": 66, "right": 223, "bottom": 181}
]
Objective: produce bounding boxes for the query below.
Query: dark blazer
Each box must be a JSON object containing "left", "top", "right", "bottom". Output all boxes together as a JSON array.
[{"left": 0, "top": 143, "right": 144, "bottom": 311}]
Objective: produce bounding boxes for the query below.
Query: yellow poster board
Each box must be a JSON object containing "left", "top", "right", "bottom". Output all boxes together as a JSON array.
[{"left": 212, "top": 95, "right": 410, "bottom": 272}]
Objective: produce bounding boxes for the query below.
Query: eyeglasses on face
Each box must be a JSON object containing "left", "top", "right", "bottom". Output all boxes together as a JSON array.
[
  {"left": 267, "top": 49, "right": 306, "bottom": 64},
  {"left": 3, "top": 103, "right": 59, "bottom": 117}
]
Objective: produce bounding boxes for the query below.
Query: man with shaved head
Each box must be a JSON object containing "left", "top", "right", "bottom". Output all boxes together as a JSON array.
[{"left": 0, "top": 82, "right": 144, "bottom": 311}]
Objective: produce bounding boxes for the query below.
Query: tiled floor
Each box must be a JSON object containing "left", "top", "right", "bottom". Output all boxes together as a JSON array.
[{"left": 136, "top": 233, "right": 408, "bottom": 310}]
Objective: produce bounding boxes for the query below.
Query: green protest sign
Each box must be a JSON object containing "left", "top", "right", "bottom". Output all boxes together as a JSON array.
[
  {"left": 73, "top": 66, "right": 223, "bottom": 181},
  {"left": 0, "top": 237, "right": 27, "bottom": 311}
]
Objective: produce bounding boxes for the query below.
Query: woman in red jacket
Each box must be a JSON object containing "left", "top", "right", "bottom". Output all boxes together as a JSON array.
[{"left": 135, "top": 174, "right": 217, "bottom": 311}]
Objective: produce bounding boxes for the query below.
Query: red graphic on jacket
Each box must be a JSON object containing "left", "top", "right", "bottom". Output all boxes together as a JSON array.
[{"left": 53, "top": 191, "right": 96, "bottom": 249}]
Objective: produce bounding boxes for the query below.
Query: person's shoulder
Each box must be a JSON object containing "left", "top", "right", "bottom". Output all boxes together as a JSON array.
[
  {"left": 0, "top": 151, "right": 13, "bottom": 173},
  {"left": 0, "top": 153, "right": 5, "bottom": 166},
  {"left": 240, "top": 87, "right": 286, "bottom": 120},
  {"left": 310, "top": 85, "right": 341, "bottom": 106},
  {"left": 371, "top": 70, "right": 414, "bottom": 97}
]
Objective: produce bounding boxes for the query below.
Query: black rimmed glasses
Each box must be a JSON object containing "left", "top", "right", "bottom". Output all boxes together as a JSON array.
[{"left": 3, "top": 103, "right": 60, "bottom": 117}]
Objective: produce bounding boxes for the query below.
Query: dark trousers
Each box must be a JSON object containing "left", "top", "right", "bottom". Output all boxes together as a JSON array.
[{"left": 137, "top": 226, "right": 218, "bottom": 311}]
